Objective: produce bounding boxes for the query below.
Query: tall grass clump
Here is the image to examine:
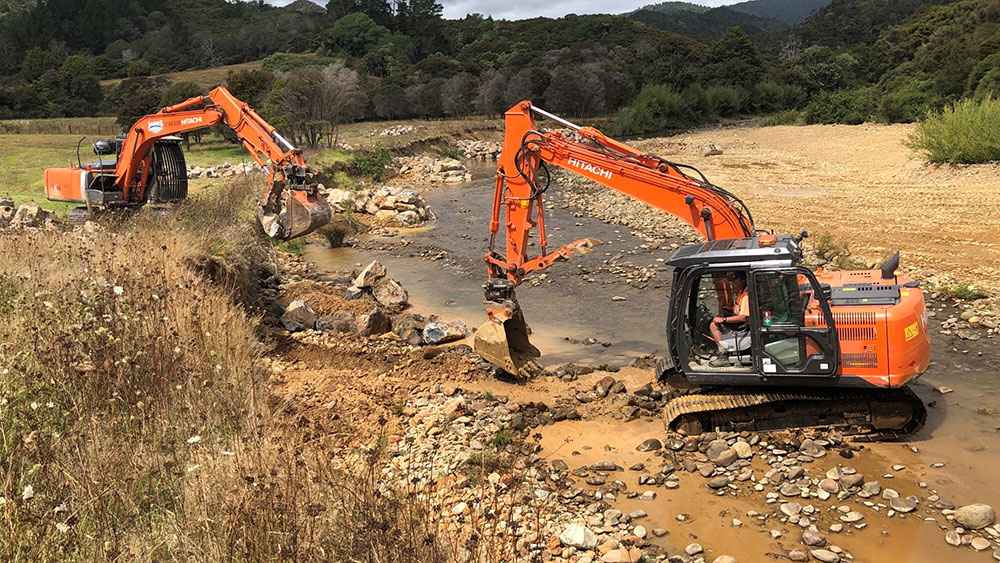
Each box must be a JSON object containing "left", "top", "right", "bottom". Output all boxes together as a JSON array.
[{"left": 905, "top": 96, "right": 1000, "bottom": 164}]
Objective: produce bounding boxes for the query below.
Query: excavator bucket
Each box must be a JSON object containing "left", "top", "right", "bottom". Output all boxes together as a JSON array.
[
  {"left": 259, "top": 188, "right": 331, "bottom": 240},
  {"left": 474, "top": 308, "right": 541, "bottom": 377}
]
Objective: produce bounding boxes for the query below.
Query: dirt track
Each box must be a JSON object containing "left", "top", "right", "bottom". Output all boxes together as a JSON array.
[{"left": 634, "top": 124, "right": 1000, "bottom": 293}]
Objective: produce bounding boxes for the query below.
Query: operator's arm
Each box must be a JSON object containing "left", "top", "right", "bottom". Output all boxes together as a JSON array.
[{"left": 713, "top": 292, "right": 749, "bottom": 325}]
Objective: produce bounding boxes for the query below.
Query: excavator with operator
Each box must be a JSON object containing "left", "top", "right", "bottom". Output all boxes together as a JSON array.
[
  {"left": 43, "top": 86, "right": 330, "bottom": 240},
  {"left": 474, "top": 101, "right": 929, "bottom": 437}
]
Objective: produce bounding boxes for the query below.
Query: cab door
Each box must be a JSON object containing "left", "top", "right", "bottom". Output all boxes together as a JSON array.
[{"left": 750, "top": 267, "right": 839, "bottom": 376}]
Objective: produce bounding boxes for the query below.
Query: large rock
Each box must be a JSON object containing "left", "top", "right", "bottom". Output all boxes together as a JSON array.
[
  {"left": 353, "top": 261, "right": 387, "bottom": 289},
  {"left": 356, "top": 307, "right": 391, "bottom": 337},
  {"left": 396, "top": 210, "right": 421, "bottom": 226},
  {"left": 954, "top": 504, "right": 996, "bottom": 530},
  {"left": 601, "top": 548, "right": 643, "bottom": 563},
  {"left": 280, "top": 300, "right": 317, "bottom": 331},
  {"left": 11, "top": 201, "right": 56, "bottom": 228},
  {"left": 373, "top": 277, "right": 408, "bottom": 310},
  {"left": 392, "top": 313, "right": 425, "bottom": 344},
  {"left": 423, "top": 320, "right": 468, "bottom": 344},
  {"left": 559, "top": 524, "right": 598, "bottom": 549},
  {"left": 316, "top": 312, "right": 356, "bottom": 334}
]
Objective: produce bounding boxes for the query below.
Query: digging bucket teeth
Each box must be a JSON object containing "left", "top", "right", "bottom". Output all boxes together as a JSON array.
[
  {"left": 259, "top": 188, "right": 331, "bottom": 240},
  {"left": 474, "top": 279, "right": 540, "bottom": 377},
  {"left": 475, "top": 313, "right": 540, "bottom": 376}
]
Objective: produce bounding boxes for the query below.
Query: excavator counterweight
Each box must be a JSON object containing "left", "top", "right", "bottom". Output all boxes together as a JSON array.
[{"left": 43, "top": 86, "right": 330, "bottom": 241}]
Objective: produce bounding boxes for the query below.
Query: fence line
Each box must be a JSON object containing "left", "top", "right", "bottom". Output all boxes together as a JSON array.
[{"left": 0, "top": 118, "right": 119, "bottom": 136}]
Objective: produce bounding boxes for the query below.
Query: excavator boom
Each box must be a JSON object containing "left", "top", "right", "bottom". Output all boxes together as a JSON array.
[
  {"left": 44, "top": 86, "right": 330, "bottom": 240},
  {"left": 476, "top": 101, "right": 756, "bottom": 374}
]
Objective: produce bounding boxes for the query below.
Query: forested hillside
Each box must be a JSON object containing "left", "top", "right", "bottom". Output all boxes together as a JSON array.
[
  {"left": 727, "top": 0, "right": 831, "bottom": 25},
  {"left": 0, "top": 0, "right": 996, "bottom": 139}
]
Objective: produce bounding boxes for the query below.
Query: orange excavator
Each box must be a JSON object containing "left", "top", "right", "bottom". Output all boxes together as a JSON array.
[
  {"left": 475, "top": 101, "right": 929, "bottom": 436},
  {"left": 43, "top": 86, "right": 330, "bottom": 240}
]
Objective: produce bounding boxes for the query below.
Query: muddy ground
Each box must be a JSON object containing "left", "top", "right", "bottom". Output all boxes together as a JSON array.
[{"left": 272, "top": 123, "right": 1000, "bottom": 562}]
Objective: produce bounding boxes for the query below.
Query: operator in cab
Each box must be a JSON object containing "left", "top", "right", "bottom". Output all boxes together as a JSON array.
[{"left": 709, "top": 271, "right": 749, "bottom": 367}]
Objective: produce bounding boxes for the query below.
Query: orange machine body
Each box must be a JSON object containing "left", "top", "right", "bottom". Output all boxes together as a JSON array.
[{"left": 812, "top": 270, "right": 930, "bottom": 388}]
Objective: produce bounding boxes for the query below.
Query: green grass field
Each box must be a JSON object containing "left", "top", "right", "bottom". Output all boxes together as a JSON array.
[{"left": 99, "top": 60, "right": 264, "bottom": 89}]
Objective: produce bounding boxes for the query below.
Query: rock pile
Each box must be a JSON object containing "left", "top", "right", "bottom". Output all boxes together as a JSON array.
[
  {"left": 392, "top": 156, "right": 472, "bottom": 184},
  {"left": 326, "top": 185, "right": 433, "bottom": 227},
  {"left": 186, "top": 162, "right": 263, "bottom": 179},
  {"left": 0, "top": 200, "right": 60, "bottom": 230},
  {"left": 279, "top": 260, "right": 468, "bottom": 347},
  {"left": 457, "top": 140, "right": 501, "bottom": 159},
  {"left": 378, "top": 124, "right": 419, "bottom": 136}
]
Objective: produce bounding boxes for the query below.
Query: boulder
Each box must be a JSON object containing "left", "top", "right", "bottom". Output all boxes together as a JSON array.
[
  {"left": 954, "top": 504, "right": 995, "bottom": 530},
  {"left": 280, "top": 300, "right": 317, "bottom": 331},
  {"left": 559, "top": 524, "right": 598, "bottom": 549},
  {"left": 316, "top": 312, "right": 356, "bottom": 334},
  {"left": 396, "top": 210, "right": 421, "bottom": 226},
  {"left": 11, "top": 201, "right": 56, "bottom": 228},
  {"left": 636, "top": 438, "right": 662, "bottom": 452},
  {"left": 424, "top": 320, "right": 468, "bottom": 344},
  {"left": 353, "top": 261, "right": 387, "bottom": 288},
  {"left": 373, "top": 277, "right": 409, "bottom": 310},
  {"left": 356, "top": 307, "right": 391, "bottom": 337},
  {"left": 392, "top": 313, "right": 425, "bottom": 343},
  {"left": 601, "top": 548, "right": 642, "bottom": 563}
]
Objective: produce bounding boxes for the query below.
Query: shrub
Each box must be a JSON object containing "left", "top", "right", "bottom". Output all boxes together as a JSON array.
[
  {"left": 614, "top": 84, "right": 690, "bottom": 136},
  {"left": 351, "top": 143, "right": 393, "bottom": 181},
  {"left": 878, "top": 86, "right": 941, "bottom": 124},
  {"left": 706, "top": 85, "right": 748, "bottom": 117},
  {"left": 905, "top": 96, "right": 1000, "bottom": 164},
  {"left": 435, "top": 144, "right": 461, "bottom": 159},
  {"left": 751, "top": 81, "right": 786, "bottom": 113},
  {"left": 803, "top": 87, "right": 879, "bottom": 125},
  {"left": 937, "top": 281, "right": 987, "bottom": 300},
  {"left": 762, "top": 110, "right": 802, "bottom": 126},
  {"left": 681, "top": 84, "right": 711, "bottom": 121}
]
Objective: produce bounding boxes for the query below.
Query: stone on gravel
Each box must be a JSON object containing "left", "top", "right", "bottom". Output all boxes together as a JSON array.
[
  {"left": 972, "top": 538, "right": 991, "bottom": 551},
  {"left": 799, "top": 438, "right": 826, "bottom": 457},
  {"left": 709, "top": 476, "right": 729, "bottom": 489},
  {"left": 353, "top": 260, "right": 386, "bottom": 288},
  {"left": 781, "top": 502, "right": 803, "bottom": 517},
  {"left": 810, "top": 549, "right": 840, "bottom": 562},
  {"left": 356, "top": 307, "right": 391, "bottom": 337},
  {"left": 713, "top": 557, "right": 738, "bottom": 563},
  {"left": 706, "top": 439, "right": 730, "bottom": 462},
  {"left": 636, "top": 438, "right": 662, "bottom": 452},
  {"left": 945, "top": 531, "right": 962, "bottom": 546},
  {"left": 316, "top": 312, "right": 356, "bottom": 334},
  {"left": 423, "top": 320, "right": 468, "bottom": 344},
  {"left": 840, "top": 474, "right": 864, "bottom": 489},
  {"left": 840, "top": 511, "right": 864, "bottom": 523},
  {"left": 11, "top": 201, "right": 57, "bottom": 228},
  {"left": 652, "top": 528, "right": 668, "bottom": 537},
  {"left": 955, "top": 504, "right": 996, "bottom": 530},
  {"left": 280, "top": 300, "right": 317, "bottom": 331},
  {"left": 733, "top": 441, "right": 753, "bottom": 459},
  {"left": 789, "top": 550, "right": 808, "bottom": 562},
  {"left": 373, "top": 277, "right": 408, "bottom": 310},
  {"left": 861, "top": 481, "right": 881, "bottom": 497},
  {"left": 560, "top": 524, "right": 598, "bottom": 549},
  {"left": 802, "top": 530, "right": 827, "bottom": 547},
  {"left": 601, "top": 548, "right": 642, "bottom": 563},
  {"left": 344, "top": 286, "right": 364, "bottom": 300},
  {"left": 819, "top": 479, "right": 839, "bottom": 494},
  {"left": 685, "top": 543, "right": 703, "bottom": 555},
  {"left": 890, "top": 496, "right": 917, "bottom": 513}
]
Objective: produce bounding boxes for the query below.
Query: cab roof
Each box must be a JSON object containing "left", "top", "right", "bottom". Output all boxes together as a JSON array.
[{"left": 666, "top": 236, "right": 802, "bottom": 269}]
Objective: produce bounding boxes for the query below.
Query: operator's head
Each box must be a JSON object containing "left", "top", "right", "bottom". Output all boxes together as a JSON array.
[{"left": 726, "top": 271, "right": 747, "bottom": 290}]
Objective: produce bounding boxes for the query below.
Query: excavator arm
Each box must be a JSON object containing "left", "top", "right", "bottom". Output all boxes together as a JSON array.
[
  {"left": 475, "top": 101, "right": 757, "bottom": 374},
  {"left": 45, "top": 86, "right": 330, "bottom": 240}
]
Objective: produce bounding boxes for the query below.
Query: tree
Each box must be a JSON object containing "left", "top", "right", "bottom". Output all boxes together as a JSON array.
[
  {"left": 700, "top": 27, "right": 763, "bottom": 89},
  {"left": 504, "top": 69, "right": 533, "bottom": 107},
  {"left": 226, "top": 68, "right": 275, "bottom": 108},
  {"left": 265, "top": 63, "right": 364, "bottom": 147},
  {"left": 114, "top": 78, "right": 165, "bottom": 132},
  {"left": 20, "top": 47, "right": 57, "bottom": 82},
  {"left": 477, "top": 71, "right": 506, "bottom": 118},
  {"left": 794, "top": 46, "right": 857, "bottom": 94},
  {"left": 441, "top": 72, "right": 477, "bottom": 117},
  {"left": 321, "top": 12, "right": 390, "bottom": 58}
]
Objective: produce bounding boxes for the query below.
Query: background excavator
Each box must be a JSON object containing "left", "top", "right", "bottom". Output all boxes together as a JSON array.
[
  {"left": 43, "top": 86, "right": 330, "bottom": 240},
  {"left": 475, "top": 101, "right": 929, "bottom": 437}
]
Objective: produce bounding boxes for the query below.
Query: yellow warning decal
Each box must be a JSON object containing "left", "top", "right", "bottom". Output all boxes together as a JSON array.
[{"left": 904, "top": 322, "right": 919, "bottom": 341}]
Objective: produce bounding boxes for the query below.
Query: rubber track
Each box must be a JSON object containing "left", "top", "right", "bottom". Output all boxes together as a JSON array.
[{"left": 664, "top": 386, "right": 927, "bottom": 438}]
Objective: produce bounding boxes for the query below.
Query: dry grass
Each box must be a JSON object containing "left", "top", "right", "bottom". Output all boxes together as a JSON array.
[{"left": 0, "top": 178, "right": 457, "bottom": 561}]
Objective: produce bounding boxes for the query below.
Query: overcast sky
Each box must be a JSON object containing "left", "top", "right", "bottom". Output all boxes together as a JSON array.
[{"left": 269, "top": 0, "right": 743, "bottom": 20}]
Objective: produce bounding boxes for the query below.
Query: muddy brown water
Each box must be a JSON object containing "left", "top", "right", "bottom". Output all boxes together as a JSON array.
[{"left": 303, "top": 164, "right": 1000, "bottom": 561}]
